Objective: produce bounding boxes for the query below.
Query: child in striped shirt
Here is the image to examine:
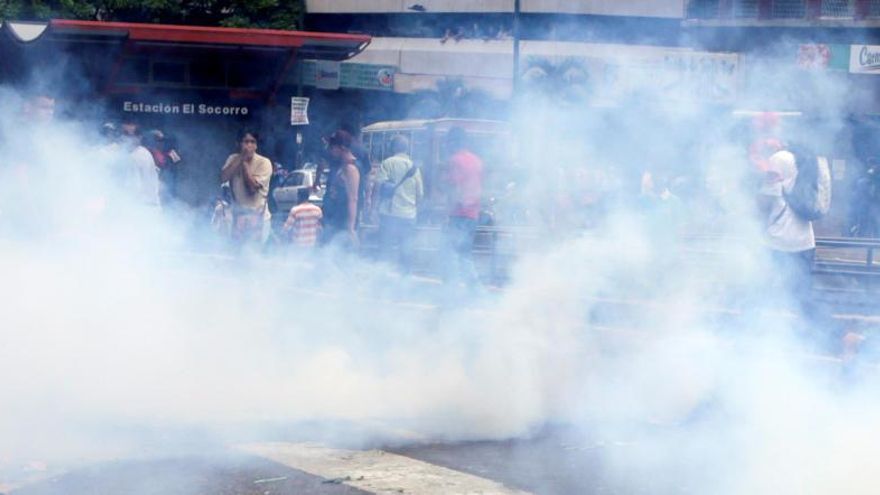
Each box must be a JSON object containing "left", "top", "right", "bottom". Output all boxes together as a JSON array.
[{"left": 282, "top": 188, "right": 322, "bottom": 248}]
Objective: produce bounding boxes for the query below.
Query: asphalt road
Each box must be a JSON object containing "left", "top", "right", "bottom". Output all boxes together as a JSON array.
[{"left": 3, "top": 425, "right": 671, "bottom": 495}]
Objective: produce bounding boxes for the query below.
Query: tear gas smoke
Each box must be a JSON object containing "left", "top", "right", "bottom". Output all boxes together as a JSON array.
[{"left": 0, "top": 39, "right": 879, "bottom": 495}]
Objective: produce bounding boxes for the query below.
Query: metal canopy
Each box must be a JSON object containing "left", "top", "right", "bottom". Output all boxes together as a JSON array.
[{"left": 3, "top": 19, "right": 370, "bottom": 61}]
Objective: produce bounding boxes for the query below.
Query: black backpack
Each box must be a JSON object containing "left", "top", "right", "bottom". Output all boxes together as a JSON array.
[{"left": 784, "top": 147, "right": 831, "bottom": 221}]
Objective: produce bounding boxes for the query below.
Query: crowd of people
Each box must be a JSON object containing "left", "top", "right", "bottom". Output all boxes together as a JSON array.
[
  {"left": 0, "top": 92, "right": 863, "bottom": 304},
  {"left": 212, "top": 123, "right": 483, "bottom": 286}
]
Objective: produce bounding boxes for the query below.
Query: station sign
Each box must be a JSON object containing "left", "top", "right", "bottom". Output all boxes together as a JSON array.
[{"left": 121, "top": 100, "right": 252, "bottom": 117}]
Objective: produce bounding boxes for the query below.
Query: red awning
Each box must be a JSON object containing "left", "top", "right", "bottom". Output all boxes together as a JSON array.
[
  {"left": 6, "top": 19, "right": 370, "bottom": 61},
  {"left": 1, "top": 20, "right": 370, "bottom": 101}
]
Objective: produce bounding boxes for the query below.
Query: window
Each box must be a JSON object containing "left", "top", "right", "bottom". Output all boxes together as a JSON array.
[
  {"left": 367, "top": 132, "right": 385, "bottom": 165},
  {"left": 734, "top": 0, "right": 759, "bottom": 17},
  {"left": 228, "top": 60, "right": 271, "bottom": 89},
  {"left": 821, "top": 0, "right": 854, "bottom": 17},
  {"left": 152, "top": 61, "right": 187, "bottom": 85},
  {"left": 772, "top": 0, "right": 806, "bottom": 18},
  {"left": 687, "top": 0, "right": 721, "bottom": 18},
  {"left": 117, "top": 58, "right": 149, "bottom": 85},
  {"left": 190, "top": 59, "right": 226, "bottom": 88}
]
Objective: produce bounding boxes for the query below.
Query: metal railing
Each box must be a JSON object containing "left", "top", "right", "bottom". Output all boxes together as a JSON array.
[
  {"left": 687, "top": 0, "right": 871, "bottom": 19},
  {"left": 359, "top": 223, "right": 880, "bottom": 289}
]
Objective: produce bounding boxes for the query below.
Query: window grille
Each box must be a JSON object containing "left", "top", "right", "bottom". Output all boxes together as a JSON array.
[
  {"left": 687, "top": 0, "right": 720, "bottom": 18},
  {"left": 821, "top": 0, "right": 854, "bottom": 17},
  {"left": 772, "top": 0, "right": 807, "bottom": 18},
  {"left": 734, "top": 0, "right": 760, "bottom": 17}
]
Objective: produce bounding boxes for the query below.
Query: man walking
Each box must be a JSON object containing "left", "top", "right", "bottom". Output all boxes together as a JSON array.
[
  {"left": 374, "top": 135, "right": 423, "bottom": 272},
  {"left": 443, "top": 127, "right": 483, "bottom": 286}
]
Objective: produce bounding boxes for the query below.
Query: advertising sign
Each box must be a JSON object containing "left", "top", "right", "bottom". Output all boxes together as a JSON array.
[
  {"left": 315, "top": 60, "right": 341, "bottom": 90},
  {"left": 850, "top": 45, "right": 880, "bottom": 74},
  {"left": 295, "top": 62, "right": 396, "bottom": 91},
  {"left": 290, "top": 97, "right": 309, "bottom": 125}
]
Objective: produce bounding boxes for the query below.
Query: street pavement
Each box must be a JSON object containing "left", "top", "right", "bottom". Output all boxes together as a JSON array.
[{"left": 2, "top": 425, "right": 666, "bottom": 495}]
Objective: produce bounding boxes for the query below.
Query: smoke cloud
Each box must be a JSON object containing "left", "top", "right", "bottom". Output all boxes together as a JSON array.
[{"left": 0, "top": 35, "right": 878, "bottom": 495}]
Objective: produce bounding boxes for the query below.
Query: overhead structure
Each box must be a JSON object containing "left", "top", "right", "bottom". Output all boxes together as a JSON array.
[{"left": 0, "top": 19, "right": 371, "bottom": 101}]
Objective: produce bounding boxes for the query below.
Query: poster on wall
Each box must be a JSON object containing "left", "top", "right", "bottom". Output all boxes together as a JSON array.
[{"left": 291, "top": 97, "right": 309, "bottom": 125}]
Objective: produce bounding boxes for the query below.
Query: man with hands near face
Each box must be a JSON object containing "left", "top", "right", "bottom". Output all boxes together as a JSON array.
[{"left": 220, "top": 129, "right": 273, "bottom": 245}]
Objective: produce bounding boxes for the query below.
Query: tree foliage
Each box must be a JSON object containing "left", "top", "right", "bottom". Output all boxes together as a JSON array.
[{"left": 0, "top": 0, "right": 305, "bottom": 30}]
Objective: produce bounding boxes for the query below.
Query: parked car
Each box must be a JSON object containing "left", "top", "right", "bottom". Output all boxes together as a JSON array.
[{"left": 272, "top": 164, "right": 323, "bottom": 214}]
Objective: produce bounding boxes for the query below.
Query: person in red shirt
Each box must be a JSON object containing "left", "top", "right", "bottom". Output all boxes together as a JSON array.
[{"left": 443, "top": 127, "right": 483, "bottom": 286}]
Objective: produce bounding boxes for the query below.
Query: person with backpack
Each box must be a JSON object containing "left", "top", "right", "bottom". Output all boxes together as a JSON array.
[
  {"left": 759, "top": 146, "right": 831, "bottom": 315},
  {"left": 373, "top": 134, "right": 423, "bottom": 273}
]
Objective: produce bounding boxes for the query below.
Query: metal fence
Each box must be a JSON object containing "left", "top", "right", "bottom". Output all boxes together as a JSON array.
[
  {"left": 687, "top": 0, "right": 872, "bottom": 18},
  {"left": 822, "top": 0, "right": 855, "bottom": 16},
  {"left": 772, "top": 0, "right": 807, "bottom": 17}
]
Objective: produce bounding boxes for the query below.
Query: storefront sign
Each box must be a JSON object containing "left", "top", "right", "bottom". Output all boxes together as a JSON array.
[
  {"left": 295, "top": 61, "right": 396, "bottom": 91},
  {"left": 342, "top": 64, "right": 395, "bottom": 90},
  {"left": 798, "top": 44, "right": 849, "bottom": 71},
  {"left": 850, "top": 45, "right": 880, "bottom": 74},
  {"left": 315, "top": 60, "right": 341, "bottom": 90},
  {"left": 122, "top": 100, "right": 250, "bottom": 116},
  {"left": 290, "top": 97, "right": 309, "bottom": 125}
]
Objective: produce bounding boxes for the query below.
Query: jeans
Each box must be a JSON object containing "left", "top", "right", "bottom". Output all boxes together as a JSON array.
[
  {"left": 443, "top": 216, "right": 479, "bottom": 285},
  {"left": 378, "top": 214, "right": 416, "bottom": 273}
]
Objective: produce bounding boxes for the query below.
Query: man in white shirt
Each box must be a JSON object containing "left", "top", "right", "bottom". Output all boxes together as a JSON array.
[
  {"left": 760, "top": 149, "right": 816, "bottom": 310},
  {"left": 121, "top": 121, "right": 160, "bottom": 208}
]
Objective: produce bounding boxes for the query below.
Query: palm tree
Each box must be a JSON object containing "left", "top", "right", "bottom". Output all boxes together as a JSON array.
[
  {"left": 407, "top": 77, "right": 499, "bottom": 119},
  {"left": 521, "top": 57, "right": 590, "bottom": 106}
]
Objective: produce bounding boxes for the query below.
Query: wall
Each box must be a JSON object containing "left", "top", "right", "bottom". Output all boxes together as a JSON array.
[{"left": 305, "top": 0, "right": 685, "bottom": 17}]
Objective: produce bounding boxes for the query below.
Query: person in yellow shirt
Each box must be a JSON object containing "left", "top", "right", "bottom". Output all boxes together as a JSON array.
[{"left": 220, "top": 129, "right": 273, "bottom": 246}]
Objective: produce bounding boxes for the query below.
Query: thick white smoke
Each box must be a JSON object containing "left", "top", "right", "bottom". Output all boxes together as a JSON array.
[{"left": 0, "top": 38, "right": 878, "bottom": 495}]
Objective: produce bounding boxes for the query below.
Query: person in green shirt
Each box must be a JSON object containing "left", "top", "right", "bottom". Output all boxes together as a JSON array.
[{"left": 373, "top": 135, "right": 423, "bottom": 273}]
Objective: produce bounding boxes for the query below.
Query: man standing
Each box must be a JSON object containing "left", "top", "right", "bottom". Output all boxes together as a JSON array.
[
  {"left": 220, "top": 129, "right": 273, "bottom": 246},
  {"left": 121, "top": 122, "right": 160, "bottom": 208},
  {"left": 374, "top": 135, "right": 423, "bottom": 272},
  {"left": 321, "top": 130, "right": 361, "bottom": 249},
  {"left": 443, "top": 127, "right": 482, "bottom": 286}
]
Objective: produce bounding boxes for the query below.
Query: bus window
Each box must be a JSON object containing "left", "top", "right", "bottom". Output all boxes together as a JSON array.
[{"left": 367, "top": 132, "right": 385, "bottom": 166}]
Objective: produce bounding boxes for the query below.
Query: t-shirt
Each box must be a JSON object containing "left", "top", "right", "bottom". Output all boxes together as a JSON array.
[
  {"left": 376, "top": 153, "right": 423, "bottom": 219},
  {"left": 130, "top": 145, "right": 160, "bottom": 207},
  {"left": 284, "top": 202, "right": 322, "bottom": 247},
  {"left": 762, "top": 150, "right": 816, "bottom": 252},
  {"left": 222, "top": 152, "right": 272, "bottom": 215},
  {"left": 447, "top": 149, "right": 483, "bottom": 219}
]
